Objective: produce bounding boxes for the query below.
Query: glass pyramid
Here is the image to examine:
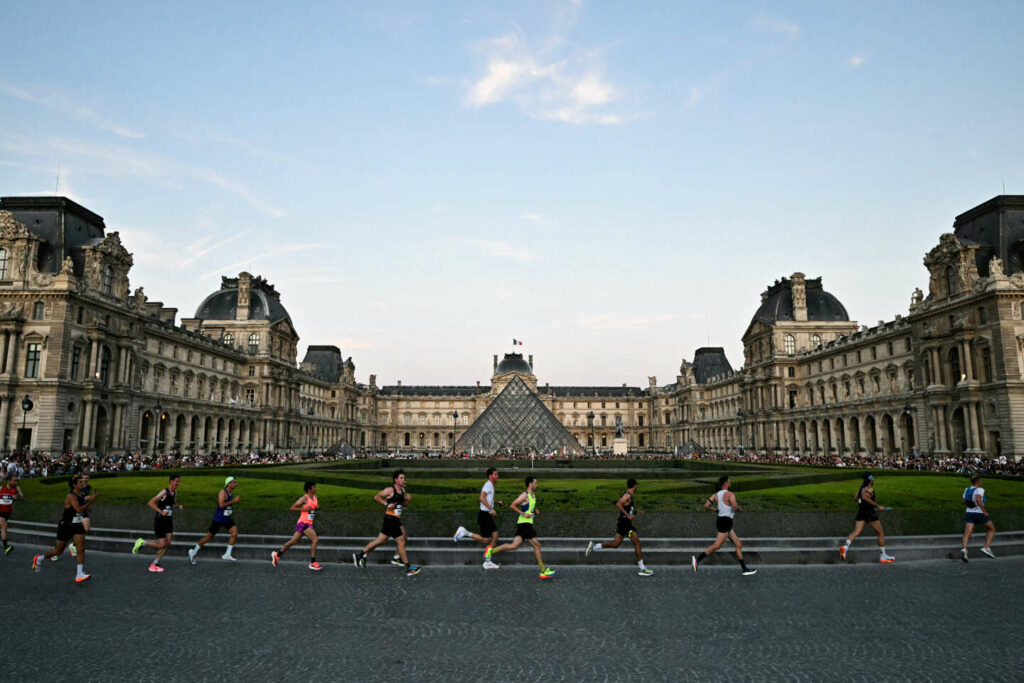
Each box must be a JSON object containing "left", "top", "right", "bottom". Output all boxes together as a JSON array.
[{"left": 454, "top": 376, "right": 585, "bottom": 456}]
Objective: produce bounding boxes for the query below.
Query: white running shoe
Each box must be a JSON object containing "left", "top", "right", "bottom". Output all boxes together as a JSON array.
[
  {"left": 879, "top": 553, "right": 896, "bottom": 563},
  {"left": 221, "top": 553, "right": 236, "bottom": 561},
  {"left": 68, "top": 542, "right": 77, "bottom": 557},
  {"left": 454, "top": 526, "right": 468, "bottom": 543},
  {"left": 980, "top": 547, "right": 996, "bottom": 559},
  {"left": 390, "top": 555, "right": 404, "bottom": 566},
  {"left": 742, "top": 568, "right": 758, "bottom": 576},
  {"left": 188, "top": 548, "right": 197, "bottom": 565},
  {"left": 960, "top": 548, "right": 969, "bottom": 563},
  {"left": 585, "top": 541, "right": 594, "bottom": 557},
  {"left": 482, "top": 559, "right": 500, "bottom": 569}
]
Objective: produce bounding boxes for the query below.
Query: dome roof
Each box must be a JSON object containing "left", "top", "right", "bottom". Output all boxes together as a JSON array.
[
  {"left": 195, "top": 275, "right": 292, "bottom": 324},
  {"left": 495, "top": 352, "right": 533, "bottom": 375},
  {"left": 752, "top": 276, "right": 849, "bottom": 325}
]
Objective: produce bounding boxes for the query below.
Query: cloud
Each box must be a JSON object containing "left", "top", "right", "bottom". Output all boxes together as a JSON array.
[
  {"left": 685, "top": 87, "right": 706, "bottom": 109},
  {"left": 0, "top": 80, "right": 145, "bottom": 139},
  {"left": 192, "top": 168, "right": 287, "bottom": 219},
  {"left": 463, "top": 32, "right": 633, "bottom": 125},
  {"left": 178, "top": 228, "right": 254, "bottom": 269},
  {"left": 848, "top": 55, "right": 865, "bottom": 68},
  {"left": 202, "top": 243, "right": 331, "bottom": 279},
  {"left": 465, "top": 239, "right": 537, "bottom": 262},
  {"left": 752, "top": 15, "right": 800, "bottom": 39},
  {"left": 577, "top": 312, "right": 675, "bottom": 331},
  {"left": 521, "top": 212, "right": 542, "bottom": 222}
]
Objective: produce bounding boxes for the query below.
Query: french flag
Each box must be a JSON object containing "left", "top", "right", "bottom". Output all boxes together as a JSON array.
[{"left": 512, "top": 338, "right": 523, "bottom": 346}]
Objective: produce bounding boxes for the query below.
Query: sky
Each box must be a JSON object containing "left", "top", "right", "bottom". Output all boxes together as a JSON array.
[{"left": 1, "top": 1, "right": 1022, "bottom": 387}]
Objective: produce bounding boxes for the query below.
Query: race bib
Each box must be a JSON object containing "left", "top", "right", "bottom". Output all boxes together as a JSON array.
[
  {"left": 393, "top": 505, "right": 403, "bottom": 517},
  {"left": 223, "top": 507, "right": 233, "bottom": 517},
  {"left": 308, "top": 510, "right": 315, "bottom": 519},
  {"left": 72, "top": 514, "right": 83, "bottom": 524},
  {"left": 0, "top": 495, "right": 12, "bottom": 505},
  {"left": 163, "top": 506, "right": 173, "bottom": 517}
]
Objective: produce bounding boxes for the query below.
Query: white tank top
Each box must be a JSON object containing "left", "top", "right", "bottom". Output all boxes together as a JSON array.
[{"left": 716, "top": 489, "right": 735, "bottom": 518}]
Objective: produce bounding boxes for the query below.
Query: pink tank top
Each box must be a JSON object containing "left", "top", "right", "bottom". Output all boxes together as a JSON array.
[{"left": 298, "top": 494, "right": 318, "bottom": 525}]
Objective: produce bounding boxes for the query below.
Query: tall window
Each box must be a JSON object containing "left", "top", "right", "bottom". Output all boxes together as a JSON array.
[
  {"left": 25, "top": 343, "right": 41, "bottom": 378},
  {"left": 246, "top": 387, "right": 256, "bottom": 407},
  {"left": 70, "top": 346, "right": 81, "bottom": 380},
  {"left": 102, "top": 266, "right": 112, "bottom": 295},
  {"left": 223, "top": 332, "right": 234, "bottom": 347},
  {"left": 946, "top": 267, "right": 957, "bottom": 295},
  {"left": 100, "top": 347, "right": 111, "bottom": 385},
  {"left": 248, "top": 333, "right": 259, "bottom": 354},
  {"left": 811, "top": 334, "right": 821, "bottom": 348},
  {"left": 248, "top": 365, "right": 255, "bottom": 377},
  {"left": 784, "top": 334, "right": 796, "bottom": 355},
  {"left": 33, "top": 302, "right": 45, "bottom": 320},
  {"left": 0, "top": 248, "right": 8, "bottom": 279}
]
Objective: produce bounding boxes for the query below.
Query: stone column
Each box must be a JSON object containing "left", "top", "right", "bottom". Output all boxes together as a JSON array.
[
  {"left": 0, "top": 397, "right": 8, "bottom": 451},
  {"left": 969, "top": 402, "right": 982, "bottom": 451},
  {"left": 81, "top": 401, "right": 94, "bottom": 450},
  {"left": 148, "top": 418, "right": 158, "bottom": 456},
  {"left": 6, "top": 332, "right": 20, "bottom": 377},
  {"left": 166, "top": 415, "right": 178, "bottom": 454},
  {"left": 961, "top": 341, "right": 975, "bottom": 382},
  {"left": 936, "top": 406, "right": 948, "bottom": 451},
  {"left": 0, "top": 332, "right": 8, "bottom": 373},
  {"left": 88, "top": 340, "right": 100, "bottom": 379},
  {"left": 182, "top": 416, "right": 193, "bottom": 454}
]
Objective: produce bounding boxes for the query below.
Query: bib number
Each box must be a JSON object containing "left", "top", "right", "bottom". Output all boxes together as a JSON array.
[
  {"left": 163, "top": 506, "right": 173, "bottom": 517},
  {"left": 0, "top": 495, "right": 11, "bottom": 505},
  {"left": 308, "top": 510, "right": 315, "bottom": 520},
  {"left": 223, "top": 507, "right": 233, "bottom": 517},
  {"left": 72, "top": 514, "right": 83, "bottom": 524}
]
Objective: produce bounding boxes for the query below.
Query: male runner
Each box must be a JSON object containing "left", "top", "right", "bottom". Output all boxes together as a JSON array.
[
  {"left": 484, "top": 476, "right": 555, "bottom": 579},
  {"left": 692, "top": 476, "right": 756, "bottom": 576},
  {"left": 32, "top": 475, "right": 96, "bottom": 583},
  {"left": 271, "top": 482, "right": 322, "bottom": 570},
  {"left": 189, "top": 476, "right": 241, "bottom": 564},
  {"left": 585, "top": 478, "right": 653, "bottom": 576},
  {"left": 68, "top": 472, "right": 92, "bottom": 558},
  {"left": 353, "top": 470, "right": 421, "bottom": 576},
  {"left": 132, "top": 475, "right": 183, "bottom": 572},
  {"left": 840, "top": 473, "right": 895, "bottom": 563},
  {"left": 453, "top": 467, "right": 504, "bottom": 569},
  {"left": 960, "top": 474, "right": 996, "bottom": 561},
  {"left": 0, "top": 474, "right": 24, "bottom": 555}
]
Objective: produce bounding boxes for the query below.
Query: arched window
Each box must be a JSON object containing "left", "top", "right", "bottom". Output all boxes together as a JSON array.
[
  {"left": 223, "top": 332, "right": 234, "bottom": 347},
  {"left": 784, "top": 334, "right": 796, "bottom": 355},
  {"left": 248, "top": 333, "right": 259, "bottom": 354},
  {"left": 0, "top": 248, "right": 8, "bottom": 279},
  {"left": 811, "top": 334, "right": 822, "bottom": 348},
  {"left": 102, "top": 266, "right": 113, "bottom": 295}
]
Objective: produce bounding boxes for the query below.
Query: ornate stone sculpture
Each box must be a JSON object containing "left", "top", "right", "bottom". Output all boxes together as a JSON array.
[
  {"left": 989, "top": 255, "right": 1004, "bottom": 277},
  {"left": 615, "top": 415, "right": 625, "bottom": 438}
]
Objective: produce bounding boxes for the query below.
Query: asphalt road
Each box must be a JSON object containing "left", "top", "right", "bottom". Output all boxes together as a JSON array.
[{"left": 3, "top": 545, "right": 1021, "bottom": 682}]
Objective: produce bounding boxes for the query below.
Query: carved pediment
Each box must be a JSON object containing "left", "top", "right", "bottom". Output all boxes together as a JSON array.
[
  {"left": 0, "top": 211, "right": 30, "bottom": 240},
  {"left": 923, "top": 233, "right": 980, "bottom": 300},
  {"left": 94, "top": 232, "right": 134, "bottom": 267}
]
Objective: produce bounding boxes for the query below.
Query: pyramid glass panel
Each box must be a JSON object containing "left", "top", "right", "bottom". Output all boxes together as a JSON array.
[{"left": 454, "top": 376, "right": 585, "bottom": 456}]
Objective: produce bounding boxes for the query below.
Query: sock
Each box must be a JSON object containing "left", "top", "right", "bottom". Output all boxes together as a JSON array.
[
  {"left": 2, "top": 538, "right": 7, "bottom": 547},
  {"left": 638, "top": 560, "right": 646, "bottom": 570},
  {"left": 405, "top": 563, "right": 411, "bottom": 570},
  {"left": 696, "top": 551, "right": 708, "bottom": 565},
  {"left": 880, "top": 547, "right": 886, "bottom": 555},
  {"left": 150, "top": 560, "right": 159, "bottom": 566},
  {"left": 739, "top": 558, "right": 749, "bottom": 571},
  {"left": 76, "top": 564, "right": 86, "bottom": 578},
  {"left": 192, "top": 544, "right": 200, "bottom": 553},
  {"left": 538, "top": 560, "right": 546, "bottom": 570},
  {"left": 844, "top": 539, "right": 852, "bottom": 547},
  {"left": 225, "top": 546, "right": 233, "bottom": 556},
  {"left": 311, "top": 556, "right": 317, "bottom": 563},
  {"left": 594, "top": 543, "right": 603, "bottom": 550},
  {"left": 277, "top": 549, "right": 285, "bottom": 556}
]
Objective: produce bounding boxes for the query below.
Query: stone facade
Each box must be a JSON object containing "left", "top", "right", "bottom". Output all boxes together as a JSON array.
[{"left": 1, "top": 193, "right": 1022, "bottom": 460}]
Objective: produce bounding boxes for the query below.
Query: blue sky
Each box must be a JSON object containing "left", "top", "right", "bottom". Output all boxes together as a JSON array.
[{"left": 1, "top": 1, "right": 1022, "bottom": 386}]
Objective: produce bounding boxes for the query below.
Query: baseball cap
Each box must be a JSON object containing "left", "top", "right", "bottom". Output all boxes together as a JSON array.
[{"left": 224, "top": 476, "right": 236, "bottom": 486}]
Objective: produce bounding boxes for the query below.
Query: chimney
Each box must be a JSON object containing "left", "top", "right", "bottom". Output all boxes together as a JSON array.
[
  {"left": 528, "top": 354, "right": 533, "bottom": 370},
  {"left": 397, "top": 380, "right": 402, "bottom": 387},
  {"left": 493, "top": 354, "right": 498, "bottom": 372},
  {"left": 791, "top": 272, "right": 807, "bottom": 321},
  {"left": 236, "top": 272, "right": 252, "bottom": 321}
]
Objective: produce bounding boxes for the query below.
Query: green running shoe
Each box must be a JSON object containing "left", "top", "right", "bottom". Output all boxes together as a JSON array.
[
  {"left": 483, "top": 545, "right": 492, "bottom": 560},
  {"left": 539, "top": 568, "right": 556, "bottom": 579},
  {"left": 132, "top": 538, "right": 145, "bottom": 555},
  {"left": 637, "top": 568, "right": 654, "bottom": 577}
]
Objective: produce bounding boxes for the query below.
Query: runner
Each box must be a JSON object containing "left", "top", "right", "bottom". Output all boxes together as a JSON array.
[
  {"left": 68, "top": 472, "right": 92, "bottom": 558},
  {"left": 691, "top": 475, "right": 757, "bottom": 576},
  {"left": 352, "top": 470, "right": 421, "bottom": 576},
  {"left": 483, "top": 476, "right": 555, "bottom": 580},
  {"left": 960, "top": 474, "right": 996, "bottom": 561},
  {"left": 0, "top": 473, "right": 24, "bottom": 555},
  {"left": 453, "top": 467, "right": 504, "bottom": 569},
  {"left": 132, "top": 475, "right": 183, "bottom": 572},
  {"left": 585, "top": 478, "right": 653, "bottom": 576},
  {"left": 271, "top": 482, "right": 322, "bottom": 570},
  {"left": 189, "top": 476, "right": 241, "bottom": 564},
  {"left": 839, "top": 473, "right": 895, "bottom": 563},
  {"left": 31, "top": 475, "right": 96, "bottom": 583}
]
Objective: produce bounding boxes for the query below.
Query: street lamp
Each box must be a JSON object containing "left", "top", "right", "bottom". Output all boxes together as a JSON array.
[
  {"left": 451, "top": 411, "right": 459, "bottom": 456},
  {"left": 736, "top": 409, "right": 745, "bottom": 454},
  {"left": 587, "top": 411, "right": 595, "bottom": 455},
  {"left": 20, "top": 395, "right": 33, "bottom": 451}
]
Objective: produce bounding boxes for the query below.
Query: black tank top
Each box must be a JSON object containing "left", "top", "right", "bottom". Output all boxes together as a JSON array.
[
  {"left": 857, "top": 486, "right": 875, "bottom": 514},
  {"left": 386, "top": 486, "right": 405, "bottom": 517},
  {"left": 156, "top": 489, "right": 176, "bottom": 518},
  {"left": 618, "top": 492, "right": 635, "bottom": 520},
  {"left": 61, "top": 495, "right": 84, "bottom": 525}
]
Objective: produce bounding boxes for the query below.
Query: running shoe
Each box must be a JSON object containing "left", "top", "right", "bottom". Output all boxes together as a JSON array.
[
  {"left": 742, "top": 568, "right": 758, "bottom": 576},
  {"left": 839, "top": 545, "right": 847, "bottom": 560},
  {"left": 308, "top": 562, "right": 323, "bottom": 571},
  {"left": 539, "top": 568, "right": 556, "bottom": 580},
  {"left": 879, "top": 554, "right": 895, "bottom": 563},
  {"left": 31, "top": 554, "right": 42, "bottom": 572},
  {"left": 454, "top": 526, "right": 468, "bottom": 543},
  {"left": 271, "top": 551, "right": 280, "bottom": 567},
  {"left": 50, "top": 556, "right": 58, "bottom": 562},
  {"left": 960, "top": 548, "right": 969, "bottom": 563},
  {"left": 148, "top": 563, "right": 165, "bottom": 573},
  {"left": 75, "top": 574, "right": 91, "bottom": 583},
  {"left": 221, "top": 553, "right": 236, "bottom": 562},
  {"left": 188, "top": 547, "right": 197, "bottom": 565},
  {"left": 353, "top": 552, "right": 366, "bottom": 569},
  {"left": 406, "top": 565, "right": 421, "bottom": 576},
  {"left": 4, "top": 544, "right": 12, "bottom": 555},
  {"left": 691, "top": 556, "right": 698, "bottom": 572},
  {"left": 482, "top": 559, "right": 500, "bottom": 569},
  {"left": 132, "top": 538, "right": 145, "bottom": 554},
  {"left": 483, "top": 545, "right": 493, "bottom": 561},
  {"left": 637, "top": 568, "right": 654, "bottom": 577},
  {"left": 390, "top": 555, "right": 403, "bottom": 566},
  {"left": 585, "top": 541, "right": 595, "bottom": 557},
  {"left": 68, "top": 542, "right": 77, "bottom": 557},
  {"left": 981, "top": 547, "right": 996, "bottom": 559}
]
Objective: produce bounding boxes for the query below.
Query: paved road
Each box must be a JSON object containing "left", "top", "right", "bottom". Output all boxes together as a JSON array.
[{"left": 3, "top": 545, "right": 1021, "bottom": 682}]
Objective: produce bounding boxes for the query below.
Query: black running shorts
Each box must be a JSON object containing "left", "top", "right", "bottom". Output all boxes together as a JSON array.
[
  {"left": 616, "top": 518, "right": 636, "bottom": 537},
  {"left": 515, "top": 522, "right": 537, "bottom": 540},
  {"left": 716, "top": 516, "right": 734, "bottom": 534},
  {"left": 57, "top": 521, "right": 86, "bottom": 542},
  {"left": 855, "top": 509, "right": 879, "bottom": 523},
  {"left": 209, "top": 518, "right": 236, "bottom": 535},
  {"left": 154, "top": 515, "right": 174, "bottom": 538},
  {"left": 381, "top": 515, "right": 403, "bottom": 539},
  {"left": 477, "top": 510, "right": 497, "bottom": 537}
]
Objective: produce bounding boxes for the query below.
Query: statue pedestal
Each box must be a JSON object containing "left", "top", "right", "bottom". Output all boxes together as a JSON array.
[{"left": 612, "top": 438, "right": 628, "bottom": 456}]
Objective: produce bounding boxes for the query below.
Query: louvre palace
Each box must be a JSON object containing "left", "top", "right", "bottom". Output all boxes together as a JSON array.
[{"left": 0, "top": 194, "right": 1022, "bottom": 460}]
